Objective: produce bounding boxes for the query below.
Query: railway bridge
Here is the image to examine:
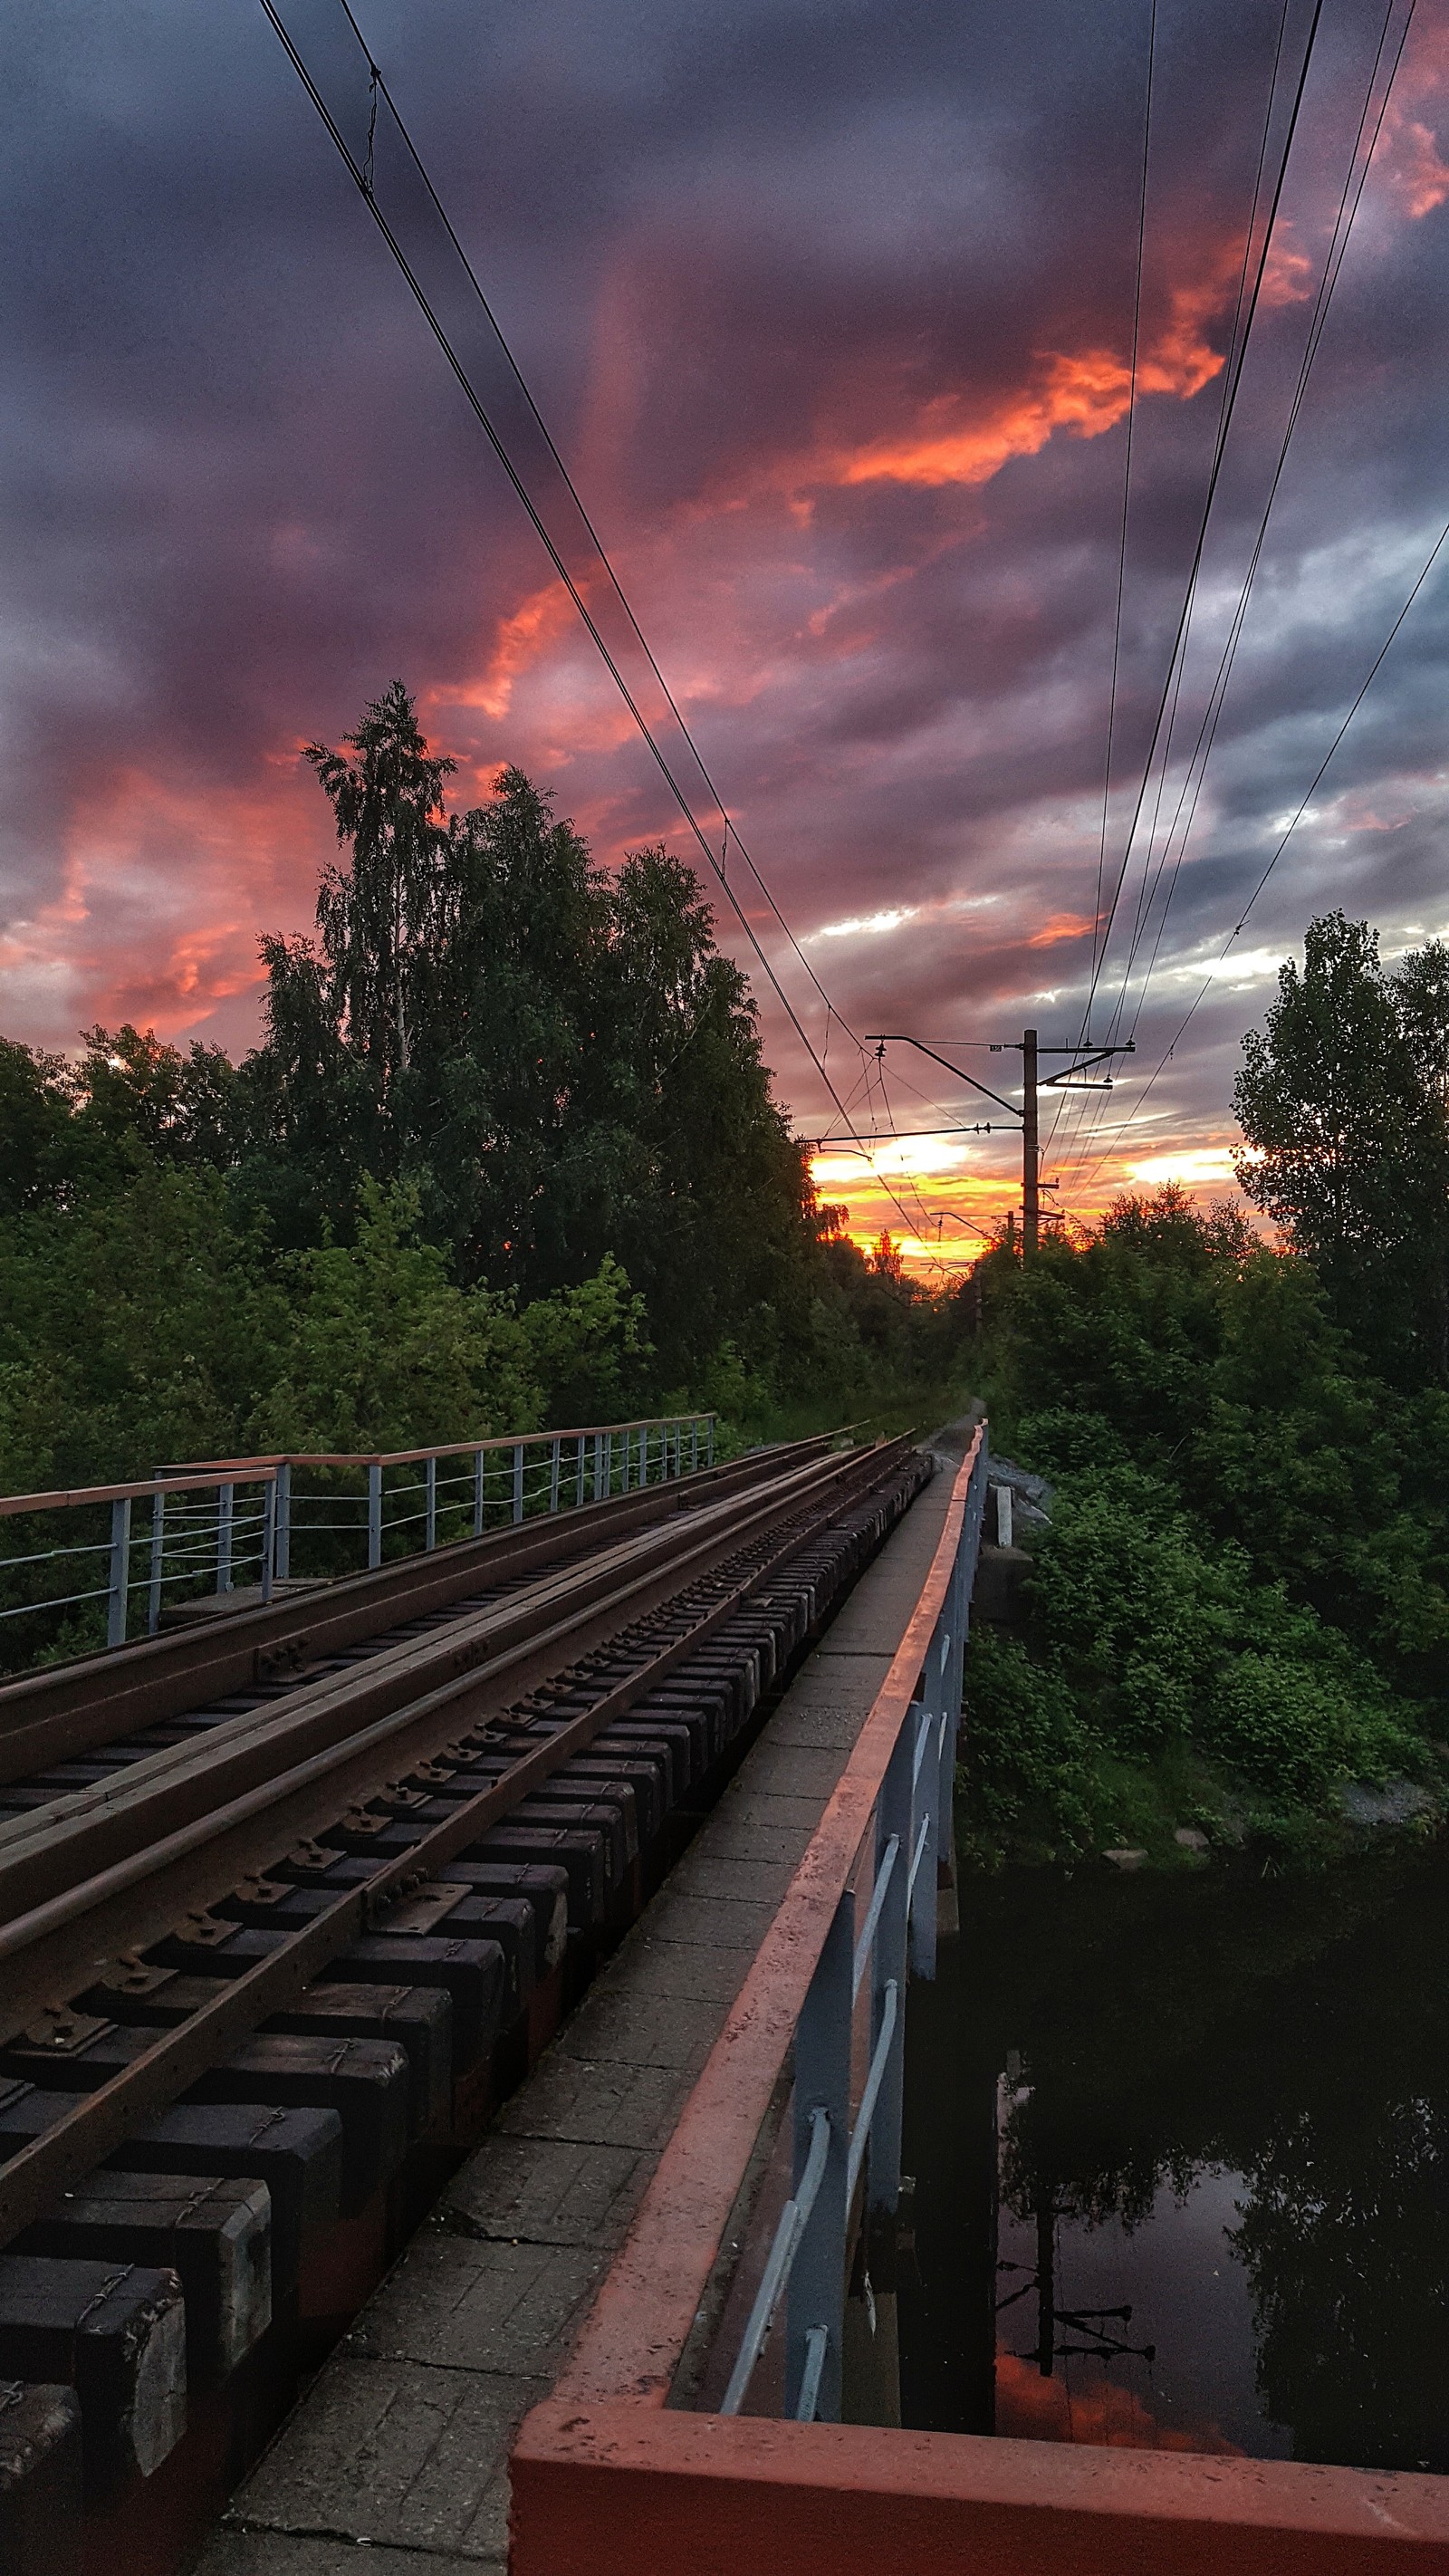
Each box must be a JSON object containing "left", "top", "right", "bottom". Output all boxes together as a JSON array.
[{"left": 0, "top": 1417, "right": 1442, "bottom": 2574}]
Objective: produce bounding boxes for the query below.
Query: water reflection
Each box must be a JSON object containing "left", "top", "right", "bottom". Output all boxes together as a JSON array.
[{"left": 897, "top": 1851, "right": 1449, "bottom": 2471}]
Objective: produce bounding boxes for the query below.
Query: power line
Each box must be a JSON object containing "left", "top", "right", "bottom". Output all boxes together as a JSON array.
[
  {"left": 1089, "top": 0, "right": 1157, "bottom": 994},
  {"left": 262, "top": 2, "right": 973, "bottom": 1267},
  {"left": 1058, "top": 0, "right": 1422, "bottom": 1193},
  {"left": 325, "top": 1, "right": 858, "bottom": 1053},
  {"left": 1045, "top": 0, "right": 1301, "bottom": 1185},
  {"left": 1074, "top": 0, "right": 1326, "bottom": 1044},
  {"left": 1111, "top": 0, "right": 1415, "bottom": 1037},
  {"left": 259, "top": 1, "right": 945, "bottom": 1242},
  {"left": 1068, "top": 505, "right": 1449, "bottom": 1201}
]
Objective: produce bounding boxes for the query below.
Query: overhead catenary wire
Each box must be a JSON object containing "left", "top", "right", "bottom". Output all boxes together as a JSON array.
[
  {"left": 1054, "top": 0, "right": 1402, "bottom": 1195},
  {"left": 258, "top": 2, "right": 943, "bottom": 1242},
  {"left": 1073, "top": 0, "right": 1326, "bottom": 1049},
  {"left": 324, "top": 2, "right": 857, "bottom": 1054},
  {"left": 259, "top": 5, "right": 836, "bottom": 1061},
  {"left": 1045, "top": 0, "right": 1300, "bottom": 1183},
  {"left": 1067, "top": 504, "right": 1449, "bottom": 1203},
  {"left": 1107, "top": 0, "right": 1415, "bottom": 1044},
  {"left": 1059, "top": 0, "right": 1423, "bottom": 1194},
  {"left": 1089, "top": 0, "right": 1157, "bottom": 994}
]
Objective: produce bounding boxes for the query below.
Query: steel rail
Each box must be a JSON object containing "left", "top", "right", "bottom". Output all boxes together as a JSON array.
[
  {"left": 0, "top": 1435, "right": 835, "bottom": 1786},
  {"left": 0, "top": 1446, "right": 867, "bottom": 1927},
  {"left": 0, "top": 1437, "right": 918, "bottom": 2245}
]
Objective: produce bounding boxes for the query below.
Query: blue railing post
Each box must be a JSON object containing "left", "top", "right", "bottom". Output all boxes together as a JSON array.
[
  {"left": 274, "top": 1461, "right": 292, "bottom": 1581},
  {"left": 870, "top": 1721, "right": 914, "bottom": 2208},
  {"left": 107, "top": 1495, "right": 131, "bottom": 1647},
  {"left": 216, "top": 1482, "right": 234, "bottom": 1594},
  {"left": 425, "top": 1455, "right": 437, "bottom": 1551},
  {"left": 474, "top": 1447, "right": 485, "bottom": 1537},
  {"left": 785, "top": 1889, "right": 853, "bottom": 2422},
  {"left": 260, "top": 1478, "right": 275, "bottom": 1605},
  {"left": 909, "top": 1689, "right": 940, "bottom": 1982},
  {"left": 367, "top": 1463, "right": 383, "bottom": 1569},
  {"left": 513, "top": 1440, "right": 525, "bottom": 1525},
  {"left": 576, "top": 1434, "right": 586, "bottom": 1505},
  {"left": 148, "top": 1485, "right": 166, "bottom": 1637},
  {"left": 706, "top": 1415, "right": 715, "bottom": 1467},
  {"left": 593, "top": 1431, "right": 604, "bottom": 1501},
  {"left": 550, "top": 1436, "right": 561, "bottom": 1514}
]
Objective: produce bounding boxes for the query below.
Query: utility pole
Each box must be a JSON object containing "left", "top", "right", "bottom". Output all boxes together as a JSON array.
[
  {"left": 1022, "top": 1027, "right": 1039, "bottom": 1257},
  {"left": 865, "top": 1031, "right": 1136, "bottom": 1264}
]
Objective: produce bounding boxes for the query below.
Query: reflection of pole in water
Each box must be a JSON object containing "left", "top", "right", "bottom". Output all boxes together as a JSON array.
[
  {"left": 1036, "top": 2200, "right": 1055, "bottom": 2377},
  {"left": 994, "top": 2097, "right": 1156, "bottom": 2397}
]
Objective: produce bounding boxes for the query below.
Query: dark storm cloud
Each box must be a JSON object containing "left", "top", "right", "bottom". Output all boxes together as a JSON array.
[{"left": 1, "top": 0, "right": 1446, "bottom": 1242}]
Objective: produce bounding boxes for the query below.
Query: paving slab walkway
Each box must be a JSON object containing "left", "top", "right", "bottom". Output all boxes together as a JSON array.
[{"left": 195, "top": 1438, "right": 962, "bottom": 2576}]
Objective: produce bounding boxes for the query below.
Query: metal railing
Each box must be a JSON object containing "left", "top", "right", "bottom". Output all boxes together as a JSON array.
[
  {"left": 0, "top": 1467, "right": 283, "bottom": 1658},
  {"left": 0, "top": 1413, "right": 714, "bottom": 1667},
  {"left": 715, "top": 1429, "right": 985, "bottom": 2422}
]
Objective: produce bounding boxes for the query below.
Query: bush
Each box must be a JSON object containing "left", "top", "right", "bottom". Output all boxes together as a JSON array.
[
  {"left": 959, "top": 1624, "right": 1098, "bottom": 1865},
  {"left": 1028, "top": 1466, "right": 1243, "bottom": 1754},
  {"left": 1203, "top": 1654, "right": 1423, "bottom": 1800}
]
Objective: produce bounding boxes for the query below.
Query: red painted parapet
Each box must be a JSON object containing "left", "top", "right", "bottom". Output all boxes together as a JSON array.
[
  {"left": 510, "top": 1424, "right": 1449, "bottom": 2571},
  {"left": 512, "top": 2404, "right": 1449, "bottom": 2575}
]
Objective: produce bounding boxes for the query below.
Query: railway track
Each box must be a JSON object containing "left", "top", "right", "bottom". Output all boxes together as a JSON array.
[{"left": 0, "top": 1428, "right": 931, "bottom": 2573}]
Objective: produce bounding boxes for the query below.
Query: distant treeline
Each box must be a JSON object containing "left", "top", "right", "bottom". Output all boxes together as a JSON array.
[{"left": 0, "top": 684, "right": 970, "bottom": 1496}]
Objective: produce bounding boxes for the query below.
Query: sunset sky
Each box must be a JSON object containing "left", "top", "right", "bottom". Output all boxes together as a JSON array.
[{"left": 4, "top": 0, "right": 1448, "bottom": 1267}]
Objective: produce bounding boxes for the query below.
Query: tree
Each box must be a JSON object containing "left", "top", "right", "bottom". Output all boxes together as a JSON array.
[
  {"left": 872, "top": 1229, "right": 906, "bottom": 1286},
  {"left": 1233, "top": 913, "right": 1449, "bottom": 1377},
  {"left": 249, "top": 688, "right": 838, "bottom": 1379},
  {"left": 0, "top": 1039, "right": 79, "bottom": 1215}
]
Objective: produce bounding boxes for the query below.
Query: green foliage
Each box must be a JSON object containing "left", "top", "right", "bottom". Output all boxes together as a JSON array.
[
  {"left": 254, "top": 1181, "right": 541, "bottom": 1456},
  {"left": 1202, "top": 1653, "right": 1415, "bottom": 1802},
  {"left": 1233, "top": 912, "right": 1449, "bottom": 1379},
  {"left": 1027, "top": 1466, "right": 1243, "bottom": 1753},
  {"left": 0, "top": 1161, "right": 288, "bottom": 1491},
  {"left": 968, "top": 1149, "right": 1448, "bottom": 1861},
  {"left": 958, "top": 1624, "right": 1098, "bottom": 1866}
]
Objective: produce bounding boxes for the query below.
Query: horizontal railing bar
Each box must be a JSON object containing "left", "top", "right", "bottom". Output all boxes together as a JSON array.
[
  {"left": 845, "top": 1979, "right": 898, "bottom": 2205},
  {"left": 0, "top": 1584, "right": 114, "bottom": 1620},
  {"left": 0, "top": 1467, "right": 279, "bottom": 1520},
  {"left": 905, "top": 1811, "right": 932, "bottom": 1909},
  {"left": 156, "top": 1414, "right": 713, "bottom": 1475},
  {"left": 0, "top": 1410, "right": 717, "bottom": 1656},
  {"left": 719, "top": 2104, "right": 832, "bottom": 2417},
  {"left": 0, "top": 1536, "right": 122, "bottom": 1570},
  {"left": 850, "top": 1834, "right": 900, "bottom": 2001}
]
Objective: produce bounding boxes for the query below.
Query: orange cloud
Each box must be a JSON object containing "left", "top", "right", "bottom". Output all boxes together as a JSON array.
[
  {"left": 1379, "top": 20, "right": 1449, "bottom": 219},
  {"left": 1026, "top": 911, "right": 1096, "bottom": 948},
  {"left": 4, "top": 760, "right": 325, "bottom": 1050},
  {"left": 994, "top": 2349, "right": 1244, "bottom": 2454},
  {"left": 437, "top": 581, "right": 577, "bottom": 720},
  {"left": 1383, "top": 111, "right": 1449, "bottom": 219},
  {"left": 1260, "top": 240, "right": 1315, "bottom": 307},
  {"left": 820, "top": 281, "right": 1223, "bottom": 495}
]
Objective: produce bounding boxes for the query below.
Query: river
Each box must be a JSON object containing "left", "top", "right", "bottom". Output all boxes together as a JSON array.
[{"left": 897, "top": 1848, "right": 1449, "bottom": 2470}]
